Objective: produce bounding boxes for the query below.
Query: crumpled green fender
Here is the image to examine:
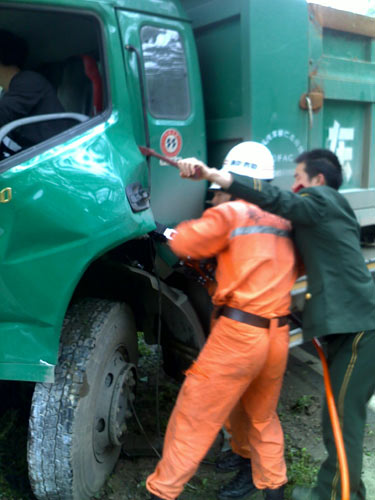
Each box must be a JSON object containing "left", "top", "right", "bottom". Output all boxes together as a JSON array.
[{"left": 0, "top": 120, "right": 155, "bottom": 382}]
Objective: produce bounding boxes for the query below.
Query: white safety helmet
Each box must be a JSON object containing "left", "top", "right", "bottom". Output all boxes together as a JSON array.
[{"left": 209, "top": 141, "right": 274, "bottom": 190}]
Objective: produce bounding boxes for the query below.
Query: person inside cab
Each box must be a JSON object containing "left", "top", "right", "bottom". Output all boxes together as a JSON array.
[{"left": 0, "top": 29, "right": 70, "bottom": 158}]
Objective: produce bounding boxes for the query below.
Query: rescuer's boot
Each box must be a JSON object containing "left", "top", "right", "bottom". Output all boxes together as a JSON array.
[
  {"left": 216, "top": 450, "right": 249, "bottom": 472},
  {"left": 217, "top": 462, "right": 257, "bottom": 499},
  {"left": 263, "top": 485, "right": 285, "bottom": 499}
]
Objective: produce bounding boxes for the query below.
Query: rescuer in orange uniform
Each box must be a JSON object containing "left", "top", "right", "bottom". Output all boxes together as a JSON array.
[{"left": 146, "top": 142, "right": 298, "bottom": 500}]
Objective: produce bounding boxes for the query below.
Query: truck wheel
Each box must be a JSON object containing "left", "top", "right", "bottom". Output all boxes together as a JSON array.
[{"left": 27, "top": 298, "right": 138, "bottom": 500}]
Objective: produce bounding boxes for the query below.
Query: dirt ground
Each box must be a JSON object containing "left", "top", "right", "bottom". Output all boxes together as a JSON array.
[{"left": 0, "top": 341, "right": 374, "bottom": 500}]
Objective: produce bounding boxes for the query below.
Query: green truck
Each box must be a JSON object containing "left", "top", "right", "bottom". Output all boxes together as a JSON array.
[{"left": 0, "top": 0, "right": 374, "bottom": 498}]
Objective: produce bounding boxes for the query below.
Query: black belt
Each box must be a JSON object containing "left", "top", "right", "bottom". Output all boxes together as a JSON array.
[{"left": 215, "top": 305, "right": 289, "bottom": 329}]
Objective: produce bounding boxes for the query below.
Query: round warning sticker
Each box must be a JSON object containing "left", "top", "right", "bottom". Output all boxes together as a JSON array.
[{"left": 160, "top": 129, "right": 183, "bottom": 157}]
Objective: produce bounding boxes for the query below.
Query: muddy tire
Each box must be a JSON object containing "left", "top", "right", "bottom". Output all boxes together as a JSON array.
[{"left": 27, "top": 298, "right": 138, "bottom": 500}]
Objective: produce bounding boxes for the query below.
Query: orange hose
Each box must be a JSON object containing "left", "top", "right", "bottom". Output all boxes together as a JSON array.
[{"left": 312, "top": 337, "right": 350, "bottom": 500}]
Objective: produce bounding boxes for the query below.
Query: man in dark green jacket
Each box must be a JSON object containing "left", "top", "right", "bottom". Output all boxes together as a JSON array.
[{"left": 177, "top": 149, "right": 375, "bottom": 500}]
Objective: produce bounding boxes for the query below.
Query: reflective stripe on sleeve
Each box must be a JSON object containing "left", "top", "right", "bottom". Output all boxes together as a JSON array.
[{"left": 231, "top": 226, "right": 291, "bottom": 239}]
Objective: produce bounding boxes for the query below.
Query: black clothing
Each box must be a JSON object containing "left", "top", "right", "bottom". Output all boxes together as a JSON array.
[
  {"left": 0, "top": 70, "right": 70, "bottom": 149},
  {"left": 218, "top": 462, "right": 257, "bottom": 499},
  {"left": 216, "top": 450, "right": 249, "bottom": 472},
  {"left": 264, "top": 486, "right": 285, "bottom": 500}
]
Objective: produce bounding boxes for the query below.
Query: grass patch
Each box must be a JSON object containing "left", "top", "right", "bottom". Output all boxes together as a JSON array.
[
  {"left": 284, "top": 434, "right": 319, "bottom": 498},
  {"left": 137, "top": 332, "right": 153, "bottom": 357},
  {"left": 291, "top": 395, "right": 314, "bottom": 414}
]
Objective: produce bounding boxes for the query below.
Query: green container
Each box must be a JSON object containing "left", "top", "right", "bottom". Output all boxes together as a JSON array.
[
  {"left": 308, "top": 4, "right": 375, "bottom": 225},
  {"left": 182, "top": 0, "right": 309, "bottom": 190},
  {"left": 182, "top": 0, "right": 375, "bottom": 209}
]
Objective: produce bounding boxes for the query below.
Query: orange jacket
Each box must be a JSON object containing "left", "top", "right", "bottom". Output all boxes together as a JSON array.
[{"left": 170, "top": 200, "right": 297, "bottom": 318}]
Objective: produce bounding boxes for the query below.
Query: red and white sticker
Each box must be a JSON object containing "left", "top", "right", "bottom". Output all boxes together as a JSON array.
[{"left": 160, "top": 129, "right": 183, "bottom": 158}]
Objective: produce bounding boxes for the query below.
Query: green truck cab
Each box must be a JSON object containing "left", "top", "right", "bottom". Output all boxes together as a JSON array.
[{"left": 0, "top": 0, "right": 374, "bottom": 497}]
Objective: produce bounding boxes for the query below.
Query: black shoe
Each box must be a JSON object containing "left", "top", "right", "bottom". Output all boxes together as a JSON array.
[
  {"left": 216, "top": 450, "right": 249, "bottom": 472},
  {"left": 263, "top": 485, "right": 285, "bottom": 500},
  {"left": 217, "top": 463, "right": 257, "bottom": 499}
]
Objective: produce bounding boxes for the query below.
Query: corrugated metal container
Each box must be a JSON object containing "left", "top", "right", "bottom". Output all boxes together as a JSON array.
[{"left": 181, "top": 0, "right": 375, "bottom": 227}]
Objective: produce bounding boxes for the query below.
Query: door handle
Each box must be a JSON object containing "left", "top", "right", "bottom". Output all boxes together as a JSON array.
[{"left": 0, "top": 187, "right": 12, "bottom": 203}]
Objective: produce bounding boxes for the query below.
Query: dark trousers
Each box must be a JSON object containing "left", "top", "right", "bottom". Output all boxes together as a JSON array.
[{"left": 314, "top": 330, "right": 375, "bottom": 500}]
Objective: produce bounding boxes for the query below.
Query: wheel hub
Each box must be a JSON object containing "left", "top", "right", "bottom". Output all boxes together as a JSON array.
[
  {"left": 109, "top": 364, "right": 136, "bottom": 446},
  {"left": 93, "top": 349, "right": 136, "bottom": 463}
]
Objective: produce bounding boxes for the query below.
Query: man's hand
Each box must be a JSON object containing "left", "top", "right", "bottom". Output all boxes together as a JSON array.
[
  {"left": 177, "top": 158, "right": 211, "bottom": 180},
  {"left": 177, "top": 158, "right": 233, "bottom": 189}
]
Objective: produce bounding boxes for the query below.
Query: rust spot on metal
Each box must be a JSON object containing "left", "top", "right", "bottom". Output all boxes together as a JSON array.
[
  {"left": 299, "top": 88, "right": 324, "bottom": 112},
  {"left": 79, "top": 373, "right": 90, "bottom": 397},
  {"left": 309, "top": 3, "right": 375, "bottom": 38}
]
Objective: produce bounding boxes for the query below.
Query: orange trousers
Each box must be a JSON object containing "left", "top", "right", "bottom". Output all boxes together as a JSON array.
[{"left": 146, "top": 315, "right": 290, "bottom": 500}]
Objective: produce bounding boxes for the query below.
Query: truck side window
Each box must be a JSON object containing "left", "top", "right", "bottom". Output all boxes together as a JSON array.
[
  {"left": 0, "top": 9, "right": 106, "bottom": 164},
  {"left": 140, "top": 26, "right": 190, "bottom": 120}
]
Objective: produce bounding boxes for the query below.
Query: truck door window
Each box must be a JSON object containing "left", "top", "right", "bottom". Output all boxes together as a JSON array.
[{"left": 140, "top": 26, "right": 190, "bottom": 120}]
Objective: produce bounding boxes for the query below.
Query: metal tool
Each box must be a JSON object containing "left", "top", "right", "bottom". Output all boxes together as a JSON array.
[{"left": 138, "top": 146, "right": 202, "bottom": 179}]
